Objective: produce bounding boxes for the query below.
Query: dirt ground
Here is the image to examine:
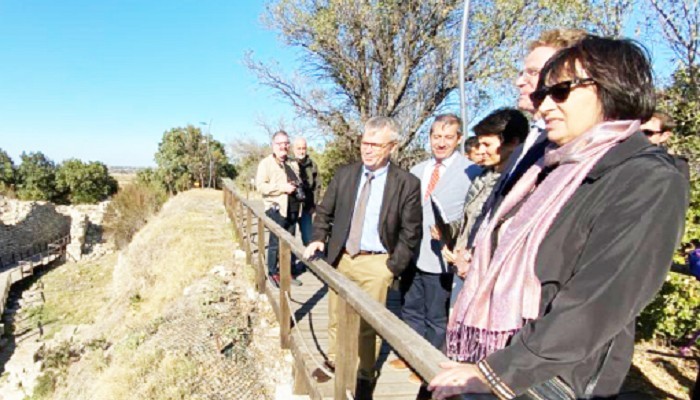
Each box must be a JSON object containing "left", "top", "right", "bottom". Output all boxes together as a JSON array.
[{"left": 624, "top": 341, "right": 698, "bottom": 399}]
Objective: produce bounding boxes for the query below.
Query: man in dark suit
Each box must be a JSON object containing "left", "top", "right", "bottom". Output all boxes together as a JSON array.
[{"left": 303, "top": 116, "right": 422, "bottom": 389}]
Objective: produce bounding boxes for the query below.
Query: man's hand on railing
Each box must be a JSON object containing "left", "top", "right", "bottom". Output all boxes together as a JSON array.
[
  {"left": 303, "top": 241, "right": 325, "bottom": 260},
  {"left": 428, "top": 361, "right": 491, "bottom": 399}
]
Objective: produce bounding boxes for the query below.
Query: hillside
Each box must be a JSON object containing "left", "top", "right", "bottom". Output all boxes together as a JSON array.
[{"left": 0, "top": 189, "right": 294, "bottom": 400}]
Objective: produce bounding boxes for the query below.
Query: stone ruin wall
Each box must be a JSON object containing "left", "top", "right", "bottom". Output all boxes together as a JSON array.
[
  {"left": 56, "top": 201, "right": 111, "bottom": 260},
  {"left": 0, "top": 196, "right": 110, "bottom": 267}
]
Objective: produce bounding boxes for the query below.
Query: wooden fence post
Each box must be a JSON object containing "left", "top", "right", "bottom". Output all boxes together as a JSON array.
[
  {"left": 292, "top": 363, "right": 309, "bottom": 395},
  {"left": 245, "top": 208, "right": 253, "bottom": 266},
  {"left": 236, "top": 199, "right": 245, "bottom": 248},
  {"left": 230, "top": 195, "right": 239, "bottom": 239},
  {"left": 257, "top": 217, "right": 266, "bottom": 293},
  {"left": 335, "top": 297, "right": 360, "bottom": 399},
  {"left": 279, "top": 241, "right": 292, "bottom": 349}
]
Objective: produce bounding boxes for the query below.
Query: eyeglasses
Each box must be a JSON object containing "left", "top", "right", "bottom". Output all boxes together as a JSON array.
[
  {"left": 518, "top": 67, "right": 541, "bottom": 79},
  {"left": 361, "top": 141, "right": 395, "bottom": 150},
  {"left": 273, "top": 141, "right": 290, "bottom": 147},
  {"left": 530, "top": 78, "right": 596, "bottom": 108},
  {"left": 642, "top": 129, "right": 662, "bottom": 136}
]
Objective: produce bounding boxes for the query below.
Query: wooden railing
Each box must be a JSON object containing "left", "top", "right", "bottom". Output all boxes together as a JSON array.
[
  {"left": 222, "top": 179, "right": 464, "bottom": 400},
  {"left": 0, "top": 234, "right": 69, "bottom": 336}
]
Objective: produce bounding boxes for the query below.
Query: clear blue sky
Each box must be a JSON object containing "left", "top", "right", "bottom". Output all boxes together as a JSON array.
[
  {"left": 0, "top": 2, "right": 677, "bottom": 167},
  {"left": 0, "top": 1, "right": 299, "bottom": 167}
]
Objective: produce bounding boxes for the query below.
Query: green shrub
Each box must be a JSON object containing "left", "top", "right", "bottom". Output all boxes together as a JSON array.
[
  {"left": 55, "top": 159, "right": 118, "bottom": 204},
  {"left": 0, "top": 148, "right": 15, "bottom": 195},
  {"left": 637, "top": 273, "right": 700, "bottom": 342},
  {"left": 31, "top": 371, "right": 58, "bottom": 399},
  {"left": 15, "top": 151, "right": 57, "bottom": 201},
  {"left": 103, "top": 182, "right": 167, "bottom": 249},
  {"left": 31, "top": 341, "right": 79, "bottom": 399}
]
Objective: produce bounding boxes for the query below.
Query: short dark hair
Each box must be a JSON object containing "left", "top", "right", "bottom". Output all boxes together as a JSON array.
[
  {"left": 538, "top": 35, "right": 655, "bottom": 122},
  {"left": 472, "top": 108, "right": 529, "bottom": 145},
  {"left": 431, "top": 113, "right": 462, "bottom": 135},
  {"left": 653, "top": 111, "right": 676, "bottom": 132},
  {"left": 465, "top": 136, "right": 479, "bottom": 153}
]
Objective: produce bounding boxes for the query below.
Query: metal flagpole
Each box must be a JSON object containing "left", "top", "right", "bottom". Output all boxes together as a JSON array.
[{"left": 458, "top": 0, "right": 472, "bottom": 152}]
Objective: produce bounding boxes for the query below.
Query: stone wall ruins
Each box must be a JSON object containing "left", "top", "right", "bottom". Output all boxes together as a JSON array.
[{"left": 0, "top": 197, "right": 110, "bottom": 267}]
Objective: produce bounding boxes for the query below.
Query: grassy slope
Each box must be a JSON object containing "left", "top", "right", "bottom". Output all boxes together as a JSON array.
[{"left": 31, "top": 189, "right": 245, "bottom": 399}]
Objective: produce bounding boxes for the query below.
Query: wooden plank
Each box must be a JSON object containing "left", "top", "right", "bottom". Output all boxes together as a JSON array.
[
  {"left": 280, "top": 241, "right": 292, "bottom": 350},
  {"left": 293, "top": 363, "right": 310, "bottom": 396},
  {"left": 237, "top": 198, "right": 245, "bottom": 248},
  {"left": 288, "top": 323, "right": 327, "bottom": 400},
  {"left": 257, "top": 216, "right": 266, "bottom": 293},
  {"left": 335, "top": 297, "right": 359, "bottom": 399},
  {"left": 245, "top": 208, "right": 253, "bottom": 266}
]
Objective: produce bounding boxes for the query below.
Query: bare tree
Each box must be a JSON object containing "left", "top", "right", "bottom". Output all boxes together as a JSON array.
[
  {"left": 229, "top": 137, "right": 270, "bottom": 190},
  {"left": 648, "top": 0, "right": 699, "bottom": 85},
  {"left": 246, "top": 0, "right": 557, "bottom": 159},
  {"left": 591, "top": 0, "right": 635, "bottom": 36},
  {"left": 247, "top": 0, "right": 640, "bottom": 171}
]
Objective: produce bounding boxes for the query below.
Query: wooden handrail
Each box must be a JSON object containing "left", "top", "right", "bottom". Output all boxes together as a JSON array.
[
  {"left": 0, "top": 234, "right": 69, "bottom": 339},
  {"left": 222, "top": 179, "right": 455, "bottom": 399}
]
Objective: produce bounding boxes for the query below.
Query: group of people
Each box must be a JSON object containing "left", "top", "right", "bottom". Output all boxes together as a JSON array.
[
  {"left": 255, "top": 134, "right": 318, "bottom": 287},
  {"left": 257, "top": 29, "right": 691, "bottom": 400}
]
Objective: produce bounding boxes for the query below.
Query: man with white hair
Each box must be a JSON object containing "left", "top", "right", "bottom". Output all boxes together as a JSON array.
[
  {"left": 255, "top": 130, "right": 303, "bottom": 287},
  {"left": 303, "top": 117, "right": 422, "bottom": 396},
  {"left": 291, "top": 137, "right": 319, "bottom": 245}
]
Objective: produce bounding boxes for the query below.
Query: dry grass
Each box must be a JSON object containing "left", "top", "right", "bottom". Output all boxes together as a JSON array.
[
  {"left": 109, "top": 189, "right": 231, "bottom": 323},
  {"left": 87, "top": 350, "right": 198, "bottom": 400},
  {"left": 110, "top": 172, "right": 137, "bottom": 188},
  {"left": 27, "top": 189, "right": 253, "bottom": 400},
  {"left": 31, "top": 254, "right": 116, "bottom": 339}
]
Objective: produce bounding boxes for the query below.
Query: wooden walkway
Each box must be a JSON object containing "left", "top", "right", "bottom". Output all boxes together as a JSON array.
[
  {"left": 0, "top": 236, "right": 69, "bottom": 336},
  {"left": 225, "top": 184, "right": 474, "bottom": 400},
  {"left": 280, "top": 269, "right": 421, "bottom": 399},
  {"left": 246, "top": 213, "right": 423, "bottom": 399},
  {"left": 234, "top": 193, "right": 424, "bottom": 399}
]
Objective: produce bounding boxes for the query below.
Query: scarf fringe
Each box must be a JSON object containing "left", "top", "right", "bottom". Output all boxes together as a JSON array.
[{"left": 445, "top": 324, "right": 521, "bottom": 363}]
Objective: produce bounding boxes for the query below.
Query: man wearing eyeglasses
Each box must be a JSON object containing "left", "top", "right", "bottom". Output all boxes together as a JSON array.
[
  {"left": 303, "top": 117, "right": 422, "bottom": 395},
  {"left": 256, "top": 130, "right": 303, "bottom": 287},
  {"left": 472, "top": 29, "right": 588, "bottom": 229},
  {"left": 640, "top": 111, "right": 690, "bottom": 180}
]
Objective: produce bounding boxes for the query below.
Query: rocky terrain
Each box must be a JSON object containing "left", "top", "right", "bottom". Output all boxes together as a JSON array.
[{"left": 0, "top": 190, "right": 301, "bottom": 400}]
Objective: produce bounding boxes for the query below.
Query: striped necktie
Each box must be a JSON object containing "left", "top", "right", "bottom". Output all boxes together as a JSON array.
[{"left": 424, "top": 162, "right": 442, "bottom": 201}]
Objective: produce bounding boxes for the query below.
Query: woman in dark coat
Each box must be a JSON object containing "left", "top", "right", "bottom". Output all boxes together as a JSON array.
[{"left": 429, "top": 35, "right": 689, "bottom": 399}]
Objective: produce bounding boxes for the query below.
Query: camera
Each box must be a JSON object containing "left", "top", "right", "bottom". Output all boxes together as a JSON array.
[{"left": 294, "top": 184, "right": 306, "bottom": 202}]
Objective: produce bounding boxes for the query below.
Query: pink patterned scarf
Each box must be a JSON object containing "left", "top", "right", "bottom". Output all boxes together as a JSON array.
[{"left": 446, "top": 120, "right": 640, "bottom": 362}]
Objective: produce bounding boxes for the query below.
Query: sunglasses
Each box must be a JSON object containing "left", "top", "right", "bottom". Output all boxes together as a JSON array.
[
  {"left": 530, "top": 78, "right": 596, "bottom": 108},
  {"left": 642, "top": 129, "right": 662, "bottom": 136}
]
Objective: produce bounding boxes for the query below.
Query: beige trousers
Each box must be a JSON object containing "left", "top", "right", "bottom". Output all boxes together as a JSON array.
[{"left": 327, "top": 253, "right": 394, "bottom": 379}]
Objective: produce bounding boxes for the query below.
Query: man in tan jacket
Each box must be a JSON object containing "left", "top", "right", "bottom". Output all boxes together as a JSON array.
[{"left": 256, "top": 130, "right": 303, "bottom": 287}]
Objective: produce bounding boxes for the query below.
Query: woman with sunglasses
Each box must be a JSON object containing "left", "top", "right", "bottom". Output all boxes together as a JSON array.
[{"left": 428, "top": 35, "right": 689, "bottom": 399}]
